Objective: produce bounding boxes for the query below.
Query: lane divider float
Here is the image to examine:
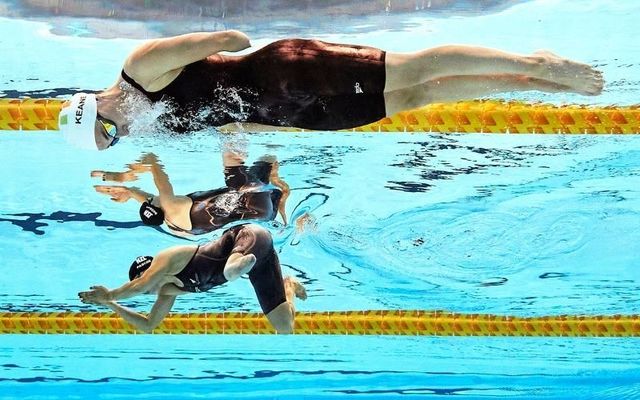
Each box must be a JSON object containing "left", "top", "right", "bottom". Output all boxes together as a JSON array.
[
  {"left": 1, "top": 98, "right": 639, "bottom": 134},
  {"left": 1, "top": 310, "right": 639, "bottom": 336}
]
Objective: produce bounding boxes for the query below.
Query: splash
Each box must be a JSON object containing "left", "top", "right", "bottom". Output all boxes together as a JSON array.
[
  {"left": 118, "top": 80, "right": 255, "bottom": 153},
  {"left": 212, "top": 192, "right": 244, "bottom": 217},
  {"left": 119, "top": 80, "right": 174, "bottom": 137}
]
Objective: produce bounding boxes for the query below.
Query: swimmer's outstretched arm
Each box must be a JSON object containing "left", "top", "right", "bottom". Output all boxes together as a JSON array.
[
  {"left": 129, "top": 153, "right": 181, "bottom": 206},
  {"left": 103, "top": 294, "right": 177, "bottom": 333},
  {"left": 79, "top": 249, "right": 188, "bottom": 332},
  {"left": 79, "top": 249, "right": 183, "bottom": 303},
  {"left": 146, "top": 158, "right": 175, "bottom": 199},
  {"left": 94, "top": 185, "right": 153, "bottom": 203},
  {"left": 125, "top": 30, "right": 251, "bottom": 87}
]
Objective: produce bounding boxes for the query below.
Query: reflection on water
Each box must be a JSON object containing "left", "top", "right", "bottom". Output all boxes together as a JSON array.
[
  {"left": 1, "top": 335, "right": 639, "bottom": 399},
  {"left": 2, "top": 133, "right": 639, "bottom": 316},
  {"left": 1, "top": 132, "right": 640, "bottom": 396},
  {"left": 5, "top": 0, "right": 529, "bottom": 39}
]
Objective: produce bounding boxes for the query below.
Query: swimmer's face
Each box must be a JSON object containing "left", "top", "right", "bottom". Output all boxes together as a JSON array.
[{"left": 94, "top": 115, "right": 119, "bottom": 150}]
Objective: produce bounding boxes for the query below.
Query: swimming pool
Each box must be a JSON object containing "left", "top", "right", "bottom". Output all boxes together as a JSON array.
[{"left": 1, "top": 0, "right": 640, "bottom": 398}]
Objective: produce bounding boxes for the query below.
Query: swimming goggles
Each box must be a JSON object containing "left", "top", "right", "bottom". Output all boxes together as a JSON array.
[{"left": 97, "top": 114, "right": 119, "bottom": 147}]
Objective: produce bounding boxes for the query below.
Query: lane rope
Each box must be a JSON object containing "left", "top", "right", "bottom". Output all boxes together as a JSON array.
[
  {"left": 1, "top": 98, "right": 639, "bottom": 134},
  {"left": 1, "top": 311, "right": 639, "bottom": 336}
]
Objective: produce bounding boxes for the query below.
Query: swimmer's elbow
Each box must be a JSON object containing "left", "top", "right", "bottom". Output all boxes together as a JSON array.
[
  {"left": 144, "top": 316, "right": 166, "bottom": 333},
  {"left": 137, "top": 319, "right": 161, "bottom": 334}
]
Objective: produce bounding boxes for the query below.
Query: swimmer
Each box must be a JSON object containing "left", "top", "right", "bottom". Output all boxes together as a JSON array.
[
  {"left": 78, "top": 224, "right": 307, "bottom": 333},
  {"left": 58, "top": 31, "right": 604, "bottom": 149},
  {"left": 92, "top": 151, "right": 290, "bottom": 235}
]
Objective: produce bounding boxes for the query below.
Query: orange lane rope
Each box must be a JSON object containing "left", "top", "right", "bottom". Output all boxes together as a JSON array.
[
  {"left": 1, "top": 98, "right": 639, "bottom": 134},
  {"left": 1, "top": 311, "right": 639, "bottom": 336}
]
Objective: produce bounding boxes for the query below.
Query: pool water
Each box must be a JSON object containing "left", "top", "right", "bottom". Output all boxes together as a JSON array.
[{"left": 1, "top": 0, "right": 640, "bottom": 398}]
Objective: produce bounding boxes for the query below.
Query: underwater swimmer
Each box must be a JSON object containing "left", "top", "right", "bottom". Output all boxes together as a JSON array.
[
  {"left": 59, "top": 30, "right": 603, "bottom": 150},
  {"left": 92, "top": 152, "right": 290, "bottom": 235},
  {"left": 78, "top": 224, "right": 307, "bottom": 333}
]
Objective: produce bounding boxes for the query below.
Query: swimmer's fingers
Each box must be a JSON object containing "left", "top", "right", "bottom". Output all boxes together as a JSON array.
[
  {"left": 126, "top": 163, "right": 151, "bottom": 174},
  {"left": 94, "top": 184, "right": 116, "bottom": 193},
  {"left": 94, "top": 185, "right": 132, "bottom": 202},
  {"left": 78, "top": 290, "right": 99, "bottom": 304},
  {"left": 79, "top": 286, "right": 111, "bottom": 304},
  {"left": 92, "top": 170, "right": 138, "bottom": 182},
  {"left": 107, "top": 171, "right": 139, "bottom": 182},
  {"left": 78, "top": 295, "right": 101, "bottom": 305}
]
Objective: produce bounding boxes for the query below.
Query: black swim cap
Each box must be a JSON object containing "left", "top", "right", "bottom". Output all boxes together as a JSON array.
[
  {"left": 128, "top": 255, "right": 154, "bottom": 281},
  {"left": 139, "top": 198, "right": 164, "bottom": 226}
]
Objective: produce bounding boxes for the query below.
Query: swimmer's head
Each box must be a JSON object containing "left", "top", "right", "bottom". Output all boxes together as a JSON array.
[
  {"left": 139, "top": 197, "right": 164, "bottom": 226},
  {"left": 59, "top": 93, "right": 99, "bottom": 150},
  {"left": 128, "top": 255, "right": 154, "bottom": 281},
  {"left": 59, "top": 93, "right": 120, "bottom": 150}
]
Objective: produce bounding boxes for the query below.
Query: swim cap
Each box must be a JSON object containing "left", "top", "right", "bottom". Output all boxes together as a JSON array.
[
  {"left": 129, "top": 255, "right": 154, "bottom": 280},
  {"left": 139, "top": 199, "right": 165, "bottom": 226},
  {"left": 58, "top": 93, "right": 99, "bottom": 150}
]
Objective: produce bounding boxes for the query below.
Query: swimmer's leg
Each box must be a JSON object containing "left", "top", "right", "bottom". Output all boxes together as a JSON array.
[
  {"left": 268, "top": 161, "right": 290, "bottom": 225},
  {"left": 384, "top": 74, "right": 574, "bottom": 116},
  {"left": 265, "top": 276, "right": 307, "bottom": 334},
  {"left": 384, "top": 46, "right": 603, "bottom": 95}
]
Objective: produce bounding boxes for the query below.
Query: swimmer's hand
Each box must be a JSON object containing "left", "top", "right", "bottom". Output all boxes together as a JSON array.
[
  {"left": 126, "top": 162, "right": 153, "bottom": 173},
  {"left": 138, "top": 152, "right": 159, "bottom": 165},
  {"left": 91, "top": 170, "right": 139, "bottom": 183},
  {"left": 94, "top": 185, "right": 133, "bottom": 203},
  {"left": 78, "top": 285, "right": 112, "bottom": 305}
]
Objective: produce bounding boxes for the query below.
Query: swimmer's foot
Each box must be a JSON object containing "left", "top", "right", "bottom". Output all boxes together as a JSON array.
[
  {"left": 224, "top": 254, "right": 256, "bottom": 281},
  {"left": 295, "top": 212, "right": 318, "bottom": 233},
  {"left": 284, "top": 276, "right": 307, "bottom": 300},
  {"left": 530, "top": 50, "right": 603, "bottom": 95}
]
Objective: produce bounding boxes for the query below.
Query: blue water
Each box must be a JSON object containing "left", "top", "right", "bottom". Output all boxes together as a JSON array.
[{"left": 2, "top": 0, "right": 640, "bottom": 398}]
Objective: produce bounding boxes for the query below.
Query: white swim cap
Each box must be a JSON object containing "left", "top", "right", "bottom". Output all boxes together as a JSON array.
[{"left": 58, "top": 93, "right": 99, "bottom": 150}]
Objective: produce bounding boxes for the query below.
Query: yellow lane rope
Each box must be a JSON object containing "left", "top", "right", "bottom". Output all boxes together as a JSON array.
[
  {"left": 1, "top": 98, "right": 639, "bottom": 134},
  {"left": 1, "top": 311, "right": 639, "bottom": 336}
]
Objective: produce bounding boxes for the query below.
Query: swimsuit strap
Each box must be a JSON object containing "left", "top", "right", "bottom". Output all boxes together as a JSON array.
[{"left": 120, "top": 69, "right": 151, "bottom": 95}]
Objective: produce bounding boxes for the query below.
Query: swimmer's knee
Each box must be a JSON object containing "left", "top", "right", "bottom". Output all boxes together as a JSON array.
[{"left": 244, "top": 224, "right": 273, "bottom": 248}]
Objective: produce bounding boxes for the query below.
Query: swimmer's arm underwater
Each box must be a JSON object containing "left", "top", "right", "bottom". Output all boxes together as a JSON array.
[
  {"left": 129, "top": 153, "right": 180, "bottom": 204},
  {"left": 93, "top": 185, "right": 153, "bottom": 203},
  {"left": 145, "top": 156, "right": 175, "bottom": 199},
  {"left": 124, "top": 30, "right": 251, "bottom": 88},
  {"left": 104, "top": 294, "right": 177, "bottom": 333},
  {"left": 79, "top": 249, "right": 183, "bottom": 303}
]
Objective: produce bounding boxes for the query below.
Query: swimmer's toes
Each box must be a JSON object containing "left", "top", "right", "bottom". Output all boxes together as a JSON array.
[
  {"left": 295, "top": 284, "right": 308, "bottom": 300},
  {"left": 284, "top": 277, "right": 307, "bottom": 300}
]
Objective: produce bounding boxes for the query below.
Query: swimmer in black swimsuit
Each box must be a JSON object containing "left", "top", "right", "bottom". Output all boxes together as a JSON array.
[
  {"left": 58, "top": 30, "right": 603, "bottom": 150},
  {"left": 78, "top": 224, "right": 307, "bottom": 333},
  {"left": 92, "top": 152, "right": 290, "bottom": 235}
]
